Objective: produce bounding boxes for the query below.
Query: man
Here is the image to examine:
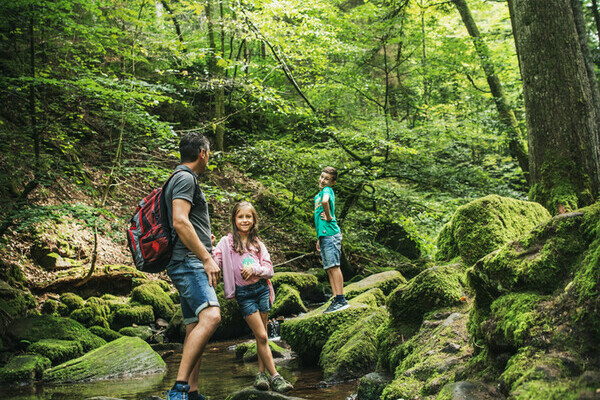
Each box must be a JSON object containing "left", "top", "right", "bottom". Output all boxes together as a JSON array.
[{"left": 165, "top": 132, "right": 221, "bottom": 400}]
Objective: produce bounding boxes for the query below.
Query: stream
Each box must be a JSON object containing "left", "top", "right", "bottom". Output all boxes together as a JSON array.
[{"left": 0, "top": 338, "right": 358, "bottom": 400}]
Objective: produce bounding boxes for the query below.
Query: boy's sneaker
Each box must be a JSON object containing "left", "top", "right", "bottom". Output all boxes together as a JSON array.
[
  {"left": 270, "top": 374, "right": 293, "bottom": 393},
  {"left": 166, "top": 383, "right": 191, "bottom": 400},
  {"left": 323, "top": 298, "right": 350, "bottom": 313},
  {"left": 254, "top": 371, "right": 270, "bottom": 391}
]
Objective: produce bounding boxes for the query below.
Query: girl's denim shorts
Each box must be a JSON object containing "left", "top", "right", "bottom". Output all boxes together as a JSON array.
[
  {"left": 235, "top": 279, "right": 271, "bottom": 317},
  {"left": 319, "top": 232, "right": 342, "bottom": 269}
]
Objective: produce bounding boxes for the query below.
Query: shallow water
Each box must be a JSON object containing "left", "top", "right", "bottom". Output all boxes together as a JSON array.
[{"left": 0, "top": 339, "right": 358, "bottom": 400}]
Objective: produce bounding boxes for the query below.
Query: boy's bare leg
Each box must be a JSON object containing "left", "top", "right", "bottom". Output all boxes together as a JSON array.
[
  {"left": 176, "top": 306, "right": 221, "bottom": 386},
  {"left": 326, "top": 266, "right": 344, "bottom": 296},
  {"left": 245, "top": 311, "right": 277, "bottom": 376}
]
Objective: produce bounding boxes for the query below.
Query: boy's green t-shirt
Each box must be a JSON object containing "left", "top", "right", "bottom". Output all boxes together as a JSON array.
[{"left": 314, "top": 186, "right": 341, "bottom": 238}]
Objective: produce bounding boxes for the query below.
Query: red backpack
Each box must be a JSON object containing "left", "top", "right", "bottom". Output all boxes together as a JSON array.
[{"left": 126, "top": 169, "right": 195, "bottom": 273}]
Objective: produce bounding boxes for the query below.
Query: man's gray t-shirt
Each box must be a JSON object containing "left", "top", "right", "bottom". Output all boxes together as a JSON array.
[{"left": 164, "top": 165, "right": 212, "bottom": 261}]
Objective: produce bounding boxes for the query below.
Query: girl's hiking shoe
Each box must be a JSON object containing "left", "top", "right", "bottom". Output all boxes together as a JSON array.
[
  {"left": 270, "top": 374, "right": 293, "bottom": 393},
  {"left": 254, "top": 371, "right": 270, "bottom": 390},
  {"left": 166, "top": 383, "right": 190, "bottom": 400},
  {"left": 323, "top": 298, "right": 350, "bottom": 313}
]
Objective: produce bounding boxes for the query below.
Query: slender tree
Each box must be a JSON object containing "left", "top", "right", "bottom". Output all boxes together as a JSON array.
[{"left": 508, "top": 0, "right": 600, "bottom": 213}]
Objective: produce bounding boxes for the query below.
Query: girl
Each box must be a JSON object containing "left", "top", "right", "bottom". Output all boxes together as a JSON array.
[{"left": 212, "top": 201, "right": 293, "bottom": 393}]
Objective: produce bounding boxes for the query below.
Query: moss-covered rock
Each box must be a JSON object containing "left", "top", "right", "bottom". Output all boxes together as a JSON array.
[
  {"left": 28, "top": 339, "right": 83, "bottom": 365},
  {"left": 387, "top": 265, "right": 465, "bottom": 324},
  {"left": 40, "top": 299, "right": 59, "bottom": 315},
  {"left": 7, "top": 315, "right": 106, "bottom": 352},
  {"left": 436, "top": 381, "right": 504, "bottom": 400},
  {"left": 380, "top": 376, "right": 422, "bottom": 400},
  {"left": 118, "top": 326, "right": 153, "bottom": 342},
  {"left": 225, "top": 387, "right": 306, "bottom": 400},
  {"left": 0, "top": 280, "right": 36, "bottom": 335},
  {"left": 235, "top": 341, "right": 286, "bottom": 363},
  {"left": 319, "top": 307, "right": 388, "bottom": 380},
  {"left": 110, "top": 304, "right": 154, "bottom": 329},
  {"left": 0, "top": 354, "right": 51, "bottom": 384},
  {"left": 345, "top": 270, "right": 406, "bottom": 300},
  {"left": 70, "top": 304, "right": 110, "bottom": 329},
  {"left": 89, "top": 326, "right": 122, "bottom": 342},
  {"left": 435, "top": 195, "right": 551, "bottom": 265},
  {"left": 270, "top": 284, "right": 307, "bottom": 317},
  {"left": 59, "top": 293, "right": 85, "bottom": 312},
  {"left": 350, "top": 288, "right": 386, "bottom": 308},
  {"left": 43, "top": 336, "right": 166, "bottom": 382},
  {"left": 130, "top": 283, "right": 175, "bottom": 320},
  {"left": 213, "top": 285, "right": 250, "bottom": 341},
  {"left": 270, "top": 272, "right": 322, "bottom": 301},
  {"left": 280, "top": 299, "right": 373, "bottom": 365},
  {"left": 357, "top": 372, "right": 393, "bottom": 400},
  {"left": 166, "top": 305, "right": 185, "bottom": 342}
]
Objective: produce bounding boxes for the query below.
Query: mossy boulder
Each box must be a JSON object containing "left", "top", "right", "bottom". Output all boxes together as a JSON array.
[
  {"left": 387, "top": 265, "right": 465, "bottom": 324},
  {"left": 88, "top": 326, "right": 122, "bottom": 342},
  {"left": 350, "top": 287, "right": 386, "bottom": 308},
  {"left": 0, "top": 280, "right": 36, "bottom": 334},
  {"left": 70, "top": 304, "right": 110, "bottom": 329},
  {"left": 319, "top": 307, "right": 388, "bottom": 380},
  {"left": 226, "top": 387, "right": 306, "bottom": 400},
  {"left": 270, "top": 272, "right": 322, "bottom": 302},
  {"left": 357, "top": 372, "right": 393, "bottom": 400},
  {"left": 7, "top": 315, "right": 106, "bottom": 352},
  {"left": 43, "top": 336, "right": 166, "bottom": 382},
  {"left": 435, "top": 195, "right": 551, "bottom": 265},
  {"left": 213, "top": 285, "right": 250, "bottom": 340},
  {"left": 40, "top": 299, "right": 59, "bottom": 315},
  {"left": 166, "top": 305, "right": 185, "bottom": 342},
  {"left": 110, "top": 304, "right": 154, "bottom": 329},
  {"left": 28, "top": 339, "right": 83, "bottom": 365},
  {"left": 59, "top": 293, "right": 85, "bottom": 312},
  {"left": 375, "top": 220, "right": 422, "bottom": 259},
  {"left": 235, "top": 341, "right": 286, "bottom": 363},
  {"left": 0, "top": 354, "right": 51, "bottom": 384},
  {"left": 280, "top": 298, "right": 374, "bottom": 365},
  {"left": 118, "top": 326, "right": 153, "bottom": 342},
  {"left": 437, "top": 381, "right": 504, "bottom": 400},
  {"left": 130, "top": 283, "right": 175, "bottom": 320},
  {"left": 380, "top": 376, "right": 422, "bottom": 400},
  {"left": 270, "top": 284, "right": 307, "bottom": 318},
  {"left": 344, "top": 270, "right": 406, "bottom": 300}
]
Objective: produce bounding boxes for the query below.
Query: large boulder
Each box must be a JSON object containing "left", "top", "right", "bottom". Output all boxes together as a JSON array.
[
  {"left": 110, "top": 304, "right": 154, "bottom": 329},
  {"left": 43, "top": 336, "right": 166, "bottom": 382},
  {"left": 344, "top": 270, "right": 406, "bottom": 300},
  {"left": 70, "top": 303, "right": 111, "bottom": 329},
  {"left": 387, "top": 265, "right": 465, "bottom": 324},
  {"left": 235, "top": 341, "right": 286, "bottom": 363},
  {"left": 0, "top": 354, "right": 51, "bottom": 384},
  {"left": 375, "top": 220, "right": 422, "bottom": 259},
  {"left": 0, "top": 280, "right": 36, "bottom": 334},
  {"left": 226, "top": 387, "right": 305, "bottom": 400},
  {"left": 270, "top": 284, "right": 307, "bottom": 317},
  {"left": 319, "top": 307, "right": 388, "bottom": 380},
  {"left": 280, "top": 295, "right": 377, "bottom": 365},
  {"left": 130, "top": 282, "right": 175, "bottom": 320},
  {"left": 7, "top": 315, "right": 106, "bottom": 352},
  {"left": 270, "top": 272, "right": 322, "bottom": 302},
  {"left": 28, "top": 338, "right": 83, "bottom": 365},
  {"left": 435, "top": 195, "right": 551, "bottom": 265},
  {"left": 88, "top": 326, "right": 122, "bottom": 342},
  {"left": 59, "top": 293, "right": 85, "bottom": 313}
]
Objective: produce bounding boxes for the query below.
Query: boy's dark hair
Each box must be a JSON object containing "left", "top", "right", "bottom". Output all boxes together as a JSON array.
[
  {"left": 180, "top": 132, "right": 210, "bottom": 163},
  {"left": 322, "top": 166, "right": 338, "bottom": 181}
]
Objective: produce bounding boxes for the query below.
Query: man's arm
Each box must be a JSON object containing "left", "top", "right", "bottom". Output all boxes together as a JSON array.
[{"left": 172, "top": 198, "right": 220, "bottom": 287}]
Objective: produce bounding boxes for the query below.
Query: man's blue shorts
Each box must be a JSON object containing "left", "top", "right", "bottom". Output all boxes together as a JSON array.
[
  {"left": 319, "top": 232, "right": 342, "bottom": 269},
  {"left": 166, "top": 255, "right": 220, "bottom": 325},
  {"left": 235, "top": 280, "right": 271, "bottom": 317}
]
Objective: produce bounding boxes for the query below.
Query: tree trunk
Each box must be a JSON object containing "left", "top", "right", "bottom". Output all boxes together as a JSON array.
[
  {"left": 160, "top": 0, "right": 186, "bottom": 53},
  {"left": 590, "top": 0, "right": 600, "bottom": 45},
  {"left": 509, "top": 0, "right": 600, "bottom": 214},
  {"left": 206, "top": 0, "right": 225, "bottom": 151},
  {"left": 452, "top": 0, "right": 529, "bottom": 181}
]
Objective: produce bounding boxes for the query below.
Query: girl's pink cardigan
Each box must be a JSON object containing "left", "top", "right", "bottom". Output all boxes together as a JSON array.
[{"left": 212, "top": 234, "right": 275, "bottom": 304}]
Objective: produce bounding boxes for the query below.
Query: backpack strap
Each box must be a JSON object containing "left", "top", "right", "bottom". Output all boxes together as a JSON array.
[{"left": 160, "top": 168, "right": 199, "bottom": 245}]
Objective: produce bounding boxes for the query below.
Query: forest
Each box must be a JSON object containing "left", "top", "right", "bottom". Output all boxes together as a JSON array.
[{"left": 0, "top": 0, "right": 599, "bottom": 399}]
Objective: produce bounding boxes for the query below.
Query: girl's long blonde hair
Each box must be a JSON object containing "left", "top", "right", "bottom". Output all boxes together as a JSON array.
[{"left": 231, "top": 201, "right": 261, "bottom": 254}]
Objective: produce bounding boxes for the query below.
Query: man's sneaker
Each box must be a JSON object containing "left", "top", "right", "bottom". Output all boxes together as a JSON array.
[
  {"left": 166, "top": 383, "right": 191, "bottom": 400},
  {"left": 254, "top": 371, "right": 270, "bottom": 391},
  {"left": 270, "top": 374, "right": 293, "bottom": 393},
  {"left": 323, "top": 298, "right": 350, "bottom": 313}
]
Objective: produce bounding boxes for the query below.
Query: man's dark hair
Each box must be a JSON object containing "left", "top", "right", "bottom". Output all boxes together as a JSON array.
[
  {"left": 179, "top": 132, "right": 210, "bottom": 163},
  {"left": 322, "top": 166, "right": 338, "bottom": 181}
]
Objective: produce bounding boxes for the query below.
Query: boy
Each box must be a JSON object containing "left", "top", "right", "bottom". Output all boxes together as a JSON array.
[
  {"left": 165, "top": 132, "right": 221, "bottom": 400},
  {"left": 314, "top": 166, "right": 349, "bottom": 313}
]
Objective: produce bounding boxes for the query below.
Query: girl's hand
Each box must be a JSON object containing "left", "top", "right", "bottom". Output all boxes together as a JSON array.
[
  {"left": 211, "top": 234, "right": 216, "bottom": 246},
  {"left": 241, "top": 265, "right": 254, "bottom": 280}
]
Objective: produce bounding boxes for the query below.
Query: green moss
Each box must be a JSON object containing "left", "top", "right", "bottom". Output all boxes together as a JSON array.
[
  {"left": 375, "top": 319, "right": 420, "bottom": 373},
  {"left": 155, "top": 279, "right": 171, "bottom": 293},
  {"left": 110, "top": 304, "right": 154, "bottom": 329},
  {"left": 7, "top": 315, "right": 106, "bottom": 352},
  {"left": 351, "top": 288, "right": 386, "bottom": 308},
  {"left": 280, "top": 302, "right": 372, "bottom": 365},
  {"left": 118, "top": 326, "right": 153, "bottom": 341},
  {"left": 0, "top": 354, "right": 51, "bottom": 384},
  {"left": 70, "top": 304, "right": 110, "bottom": 329},
  {"left": 28, "top": 339, "right": 83, "bottom": 365},
  {"left": 357, "top": 372, "right": 392, "bottom": 400},
  {"left": 130, "top": 283, "right": 175, "bottom": 320},
  {"left": 88, "top": 326, "right": 122, "bottom": 342},
  {"left": 270, "top": 284, "right": 307, "bottom": 317},
  {"left": 435, "top": 195, "right": 551, "bottom": 265},
  {"left": 271, "top": 272, "right": 319, "bottom": 294},
  {"left": 387, "top": 265, "right": 464, "bottom": 324},
  {"left": 59, "top": 293, "right": 84, "bottom": 312},
  {"left": 166, "top": 305, "right": 185, "bottom": 343},
  {"left": 381, "top": 376, "right": 421, "bottom": 400},
  {"left": 43, "top": 336, "right": 166, "bottom": 382},
  {"left": 57, "top": 302, "right": 70, "bottom": 317},
  {"left": 319, "top": 307, "right": 388, "bottom": 380},
  {"left": 510, "top": 378, "right": 597, "bottom": 400},
  {"left": 213, "top": 285, "right": 250, "bottom": 340},
  {"left": 0, "top": 281, "right": 36, "bottom": 330},
  {"left": 235, "top": 341, "right": 286, "bottom": 363},
  {"left": 85, "top": 297, "right": 107, "bottom": 306},
  {"left": 40, "top": 299, "right": 59, "bottom": 315},
  {"left": 344, "top": 271, "right": 407, "bottom": 300}
]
